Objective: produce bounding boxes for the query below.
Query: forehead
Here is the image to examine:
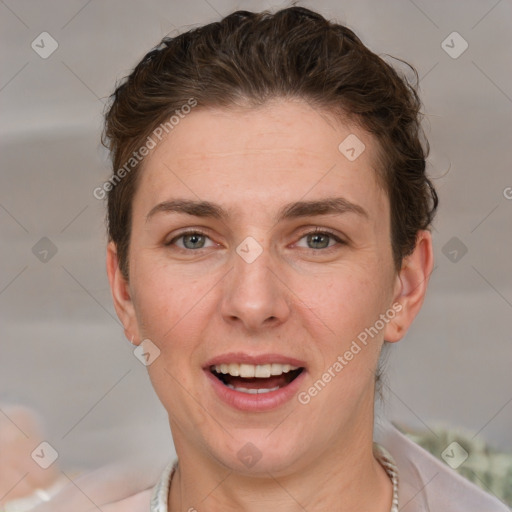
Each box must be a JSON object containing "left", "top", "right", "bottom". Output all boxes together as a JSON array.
[{"left": 134, "top": 99, "right": 388, "bottom": 224}]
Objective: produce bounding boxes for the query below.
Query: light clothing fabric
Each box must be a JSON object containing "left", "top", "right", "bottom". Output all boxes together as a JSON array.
[
  {"left": 149, "top": 418, "right": 510, "bottom": 511},
  {"left": 373, "top": 418, "right": 509, "bottom": 511}
]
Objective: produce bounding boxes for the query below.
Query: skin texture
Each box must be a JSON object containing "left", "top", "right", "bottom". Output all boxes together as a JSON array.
[{"left": 107, "top": 98, "right": 433, "bottom": 512}]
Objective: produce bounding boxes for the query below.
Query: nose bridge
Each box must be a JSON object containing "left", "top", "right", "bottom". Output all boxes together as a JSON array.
[{"left": 220, "top": 235, "right": 290, "bottom": 329}]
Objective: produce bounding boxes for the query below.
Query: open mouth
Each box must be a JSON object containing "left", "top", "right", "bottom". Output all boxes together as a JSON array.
[{"left": 210, "top": 363, "right": 305, "bottom": 394}]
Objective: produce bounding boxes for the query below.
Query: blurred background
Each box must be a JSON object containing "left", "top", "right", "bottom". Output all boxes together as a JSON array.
[{"left": 1, "top": 0, "right": 511, "bottom": 479}]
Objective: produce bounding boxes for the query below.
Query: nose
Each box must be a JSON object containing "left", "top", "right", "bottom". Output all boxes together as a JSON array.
[{"left": 220, "top": 238, "right": 291, "bottom": 333}]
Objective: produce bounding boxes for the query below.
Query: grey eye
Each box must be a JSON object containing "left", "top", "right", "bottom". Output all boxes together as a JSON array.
[
  {"left": 181, "top": 233, "right": 207, "bottom": 249},
  {"left": 296, "top": 231, "right": 341, "bottom": 250},
  {"left": 306, "top": 232, "right": 332, "bottom": 249},
  {"left": 167, "top": 231, "right": 214, "bottom": 250}
]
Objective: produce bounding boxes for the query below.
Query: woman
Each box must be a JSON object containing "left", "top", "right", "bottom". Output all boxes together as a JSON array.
[{"left": 9, "top": 5, "right": 508, "bottom": 512}]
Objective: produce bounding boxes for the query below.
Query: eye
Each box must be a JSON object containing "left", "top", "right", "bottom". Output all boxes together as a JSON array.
[
  {"left": 296, "top": 228, "right": 345, "bottom": 251},
  {"left": 165, "top": 228, "right": 345, "bottom": 252},
  {"left": 165, "top": 230, "right": 215, "bottom": 250}
]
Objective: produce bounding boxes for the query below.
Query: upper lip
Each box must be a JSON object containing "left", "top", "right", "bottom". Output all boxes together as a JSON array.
[{"left": 204, "top": 352, "right": 307, "bottom": 369}]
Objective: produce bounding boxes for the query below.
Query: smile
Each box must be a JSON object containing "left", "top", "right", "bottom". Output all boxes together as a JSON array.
[
  {"left": 210, "top": 363, "right": 304, "bottom": 394},
  {"left": 204, "top": 355, "right": 307, "bottom": 411}
]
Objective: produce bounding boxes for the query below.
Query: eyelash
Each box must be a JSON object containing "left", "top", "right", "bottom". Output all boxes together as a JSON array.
[{"left": 164, "top": 228, "right": 345, "bottom": 253}]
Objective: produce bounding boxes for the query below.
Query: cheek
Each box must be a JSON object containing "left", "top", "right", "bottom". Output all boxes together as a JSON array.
[
  {"left": 130, "top": 260, "right": 203, "bottom": 349},
  {"left": 131, "top": 269, "right": 207, "bottom": 406},
  {"left": 294, "top": 265, "right": 389, "bottom": 343}
]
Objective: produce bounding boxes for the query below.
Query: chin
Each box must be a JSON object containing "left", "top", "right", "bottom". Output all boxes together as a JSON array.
[{"left": 209, "top": 431, "right": 307, "bottom": 476}]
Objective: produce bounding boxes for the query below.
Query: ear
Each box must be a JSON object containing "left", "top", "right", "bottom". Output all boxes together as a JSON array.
[
  {"left": 384, "top": 230, "right": 434, "bottom": 343},
  {"left": 106, "top": 241, "right": 141, "bottom": 345}
]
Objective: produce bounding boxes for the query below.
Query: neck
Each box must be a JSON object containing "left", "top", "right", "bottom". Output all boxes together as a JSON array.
[{"left": 168, "top": 416, "right": 393, "bottom": 512}]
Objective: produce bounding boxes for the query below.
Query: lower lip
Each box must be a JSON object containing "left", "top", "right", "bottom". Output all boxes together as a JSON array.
[{"left": 204, "top": 369, "right": 306, "bottom": 412}]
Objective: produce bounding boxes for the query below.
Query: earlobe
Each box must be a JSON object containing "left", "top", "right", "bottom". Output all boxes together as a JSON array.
[
  {"left": 384, "top": 230, "right": 434, "bottom": 343},
  {"left": 106, "top": 241, "right": 141, "bottom": 345}
]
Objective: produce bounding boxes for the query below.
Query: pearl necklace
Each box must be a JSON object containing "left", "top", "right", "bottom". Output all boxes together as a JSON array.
[
  {"left": 373, "top": 442, "right": 400, "bottom": 512},
  {"left": 150, "top": 443, "right": 399, "bottom": 512}
]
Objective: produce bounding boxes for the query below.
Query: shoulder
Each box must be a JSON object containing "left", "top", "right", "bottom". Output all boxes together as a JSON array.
[
  {"left": 374, "top": 419, "right": 510, "bottom": 512},
  {"left": 102, "top": 460, "right": 176, "bottom": 512}
]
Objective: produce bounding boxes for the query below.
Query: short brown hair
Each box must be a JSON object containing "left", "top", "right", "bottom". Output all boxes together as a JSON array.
[{"left": 102, "top": 5, "right": 438, "bottom": 281}]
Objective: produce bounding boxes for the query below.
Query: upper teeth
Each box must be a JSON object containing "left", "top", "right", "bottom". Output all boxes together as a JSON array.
[{"left": 213, "top": 363, "right": 299, "bottom": 378}]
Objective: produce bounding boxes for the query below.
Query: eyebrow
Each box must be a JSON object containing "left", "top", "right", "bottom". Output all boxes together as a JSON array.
[{"left": 145, "top": 197, "right": 368, "bottom": 223}]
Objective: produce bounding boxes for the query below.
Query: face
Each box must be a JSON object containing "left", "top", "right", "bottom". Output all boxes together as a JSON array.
[{"left": 108, "top": 99, "right": 429, "bottom": 476}]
